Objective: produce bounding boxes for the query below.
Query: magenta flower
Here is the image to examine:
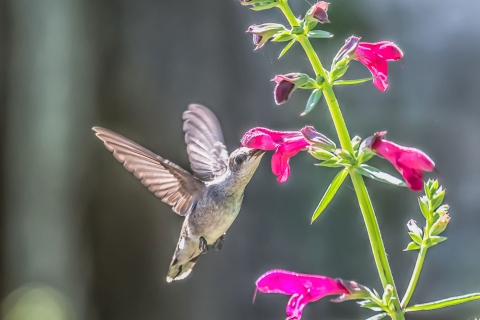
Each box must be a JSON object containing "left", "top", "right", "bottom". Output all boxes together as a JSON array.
[
  {"left": 366, "top": 131, "right": 435, "bottom": 191},
  {"left": 306, "top": 1, "right": 330, "bottom": 24},
  {"left": 241, "top": 126, "right": 333, "bottom": 183},
  {"left": 255, "top": 270, "right": 355, "bottom": 320},
  {"left": 241, "top": 127, "right": 308, "bottom": 183},
  {"left": 354, "top": 40, "right": 404, "bottom": 91}
]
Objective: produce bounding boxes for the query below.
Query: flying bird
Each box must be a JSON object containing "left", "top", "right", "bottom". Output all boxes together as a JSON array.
[{"left": 93, "top": 104, "right": 264, "bottom": 282}]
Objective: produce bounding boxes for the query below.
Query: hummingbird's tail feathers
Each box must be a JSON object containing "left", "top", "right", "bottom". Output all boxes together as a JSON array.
[
  {"left": 166, "top": 256, "right": 198, "bottom": 283},
  {"left": 92, "top": 126, "right": 204, "bottom": 216}
]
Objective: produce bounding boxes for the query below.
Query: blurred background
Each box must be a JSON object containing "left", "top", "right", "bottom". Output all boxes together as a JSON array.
[{"left": 1, "top": 0, "right": 480, "bottom": 319}]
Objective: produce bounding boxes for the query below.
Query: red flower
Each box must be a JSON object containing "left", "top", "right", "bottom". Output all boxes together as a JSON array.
[
  {"left": 366, "top": 132, "right": 435, "bottom": 191},
  {"left": 241, "top": 126, "right": 334, "bottom": 183},
  {"left": 241, "top": 128, "right": 308, "bottom": 183},
  {"left": 255, "top": 270, "right": 357, "bottom": 320},
  {"left": 354, "top": 41, "right": 403, "bottom": 91}
]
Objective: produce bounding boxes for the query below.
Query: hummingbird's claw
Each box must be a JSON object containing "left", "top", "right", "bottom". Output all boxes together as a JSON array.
[
  {"left": 199, "top": 236, "right": 209, "bottom": 253},
  {"left": 212, "top": 234, "right": 225, "bottom": 251}
]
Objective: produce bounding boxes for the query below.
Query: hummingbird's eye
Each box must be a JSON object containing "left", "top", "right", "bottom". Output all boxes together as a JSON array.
[{"left": 234, "top": 155, "right": 245, "bottom": 165}]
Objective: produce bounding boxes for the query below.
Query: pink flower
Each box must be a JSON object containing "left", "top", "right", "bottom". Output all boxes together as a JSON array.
[
  {"left": 246, "top": 23, "right": 286, "bottom": 50},
  {"left": 354, "top": 40, "right": 403, "bottom": 91},
  {"left": 241, "top": 127, "right": 309, "bottom": 183},
  {"left": 255, "top": 270, "right": 355, "bottom": 320},
  {"left": 366, "top": 131, "right": 435, "bottom": 191}
]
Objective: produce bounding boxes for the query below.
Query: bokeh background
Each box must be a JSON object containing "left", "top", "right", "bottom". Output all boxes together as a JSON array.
[{"left": 1, "top": 0, "right": 480, "bottom": 319}]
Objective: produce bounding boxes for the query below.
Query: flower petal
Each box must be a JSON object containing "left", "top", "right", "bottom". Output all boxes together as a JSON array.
[{"left": 286, "top": 293, "right": 308, "bottom": 320}]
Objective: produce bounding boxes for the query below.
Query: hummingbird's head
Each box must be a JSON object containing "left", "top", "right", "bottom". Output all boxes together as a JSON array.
[{"left": 227, "top": 147, "right": 265, "bottom": 184}]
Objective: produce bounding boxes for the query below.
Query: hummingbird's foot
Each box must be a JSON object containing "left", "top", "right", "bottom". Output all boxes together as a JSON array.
[
  {"left": 199, "top": 236, "right": 209, "bottom": 253},
  {"left": 212, "top": 234, "right": 225, "bottom": 251}
]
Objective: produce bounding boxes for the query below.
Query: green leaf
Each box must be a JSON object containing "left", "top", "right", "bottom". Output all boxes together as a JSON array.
[
  {"left": 404, "top": 242, "right": 420, "bottom": 251},
  {"left": 358, "top": 300, "right": 383, "bottom": 312},
  {"left": 408, "top": 232, "right": 423, "bottom": 245},
  {"left": 301, "top": 89, "right": 322, "bottom": 116},
  {"left": 356, "top": 165, "right": 406, "bottom": 187},
  {"left": 311, "top": 169, "right": 349, "bottom": 223},
  {"left": 334, "top": 77, "right": 374, "bottom": 86},
  {"left": 365, "top": 314, "right": 387, "bottom": 320},
  {"left": 278, "top": 39, "right": 296, "bottom": 59},
  {"left": 309, "top": 149, "right": 335, "bottom": 161},
  {"left": 330, "top": 64, "right": 349, "bottom": 81},
  {"left": 418, "top": 197, "right": 431, "bottom": 220},
  {"left": 291, "top": 26, "right": 305, "bottom": 35},
  {"left": 431, "top": 189, "right": 445, "bottom": 210},
  {"left": 250, "top": 2, "right": 278, "bottom": 11},
  {"left": 351, "top": 136, "right": 362, "bottom": 151},
  {"left": 307, "top": 30, "right": 334, "bottom": 38},
  {"left": 406, "top": 293, "right": 480, "bottom": 312},
  {"left": 272, "top": 32, "right": 294, "bottom": 43},
  {"left": 316, "top": 158, "right": 342, "bottom": 168},
  {"left": 357, "top": 152, "right": 373, "bottom": 164},
  {"left": 426, "top": 236, "right": 447, "bottom": 247}
]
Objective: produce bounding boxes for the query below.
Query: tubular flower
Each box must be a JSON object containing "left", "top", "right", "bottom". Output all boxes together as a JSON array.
[
  {"left": 241, "top": 126, "right": 331, "bottom": 183},
  {"left": 272, "top": 73, "right": 315, "bottom": 105},
  {"left": 353, "top": 41, "right": 404, "bottom": 91},
  {"left": 306, "top": 1, "right": 330, "bottom": 24},
  {"left": 241, "top": 127, "right": 308, "bottom": 183},
  {"left": 254, "top": 270, "right": 362, "bottom": 320},
  {"left": 364, "top": 131, "right": 435, "bottom": 191},
  {"left": 246, "top": 23, "right": 286, "bottom": 50}
]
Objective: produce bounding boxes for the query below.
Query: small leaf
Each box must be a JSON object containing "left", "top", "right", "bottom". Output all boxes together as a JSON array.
[
  {"left": 291, "top": 26, "right": 305, "bottom": 35},
  {"left": 406, "top": 293, "right": 480, "bottom": 312},
  {"left": 418, "top": 197, "right": 430, "bottom": 220},
  {"left": 351, "top": 136, "right": 362, "bottom": 151},
  {"left": 311, "top": 169, "right": 349, "bottom": 223},
  {"left": 404, "top": 242, "right": 420, "bottom": 251},
  {"left": 316, "top": 158, "right": 342, "bottom": 168},
  {"left": 307, "top": 30, "right": 334, "bottom": 38},
  {"left": 301, "top": 89, "right": 322, "bottom": 116},
  {"left": 309, "top": 149, "right": 335, "bottom": 161},
  {"left": 334, "top": 77, "right": 375, "bottom": 86},
  {"left": 278, "top": 39, "right": 296, "bottom": 59},
  {"left": 250, "top": 2, "right": 278, "bottom": 11},
  {"left": 272, "top": 32, "right": 294, "bottom": 42},
  {"left": 408, "top": 232, "right": 423, "bottom": 245},
  {"left": 426, "top": 236, "right": 447, "bottom": 247},
  {"left": 356, "top": 165, "right": 406, "bottom": 187},
  {"left": 431, "top": 189, "right": 445, "bottom": 210},
  {"left": 357, "top": 152, "right": 373, "bottom": 164},
  {"left": 330, "top": 64, "right": 349, "bottom": 81},
  {"left": 365, "top": 314, "right": 387, "bottom": 320},
  {"left": 357, "top": 300, "right": 383, "bottom": 312}
]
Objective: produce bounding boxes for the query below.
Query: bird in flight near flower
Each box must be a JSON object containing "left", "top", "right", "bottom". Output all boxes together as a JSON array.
[{"left": 93, "top": 104, "right": 265, "bottom": 282}]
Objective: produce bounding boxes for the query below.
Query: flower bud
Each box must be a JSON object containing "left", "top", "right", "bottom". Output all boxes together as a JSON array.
[
  {"left": 301, "top": 126, "right": 336, "bottom": 151},
  {"left": 271, "top": 73, "right": 315, "bottom": 105},
  {"left": 246, "top": 23, "right": 286, "bottom": 50},
  {"left": 407, "top": 219, "right": 423, "bottom": 237},
  {"left": 430, "top": 214, "right": 451, "bottom": 236},
  {"left": 306, "top": 1, "right": 330, "bottom": 24},
  {"left": 333, "top": 35, "right": 361, "bottom": 64}
]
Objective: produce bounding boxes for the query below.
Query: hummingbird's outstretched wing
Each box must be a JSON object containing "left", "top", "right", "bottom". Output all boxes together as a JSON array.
[
  {"left": 183, "top": 104, "right": 229, "bottom": 182},
  {"left": 93, "top": 127, "right": 204, "bottom": 216}
]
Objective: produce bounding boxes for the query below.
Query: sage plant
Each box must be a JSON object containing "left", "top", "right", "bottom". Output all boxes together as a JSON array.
[{"left": 239, "top": 1, "right": 480, "bottom": 319}]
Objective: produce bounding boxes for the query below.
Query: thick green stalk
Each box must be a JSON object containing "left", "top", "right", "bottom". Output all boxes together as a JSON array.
[
  {"left": 277, "top": 1, "right": 404, "bottom": 318},
  {"left": 401, "top": 245, "right": 428, "bottom": 308}
]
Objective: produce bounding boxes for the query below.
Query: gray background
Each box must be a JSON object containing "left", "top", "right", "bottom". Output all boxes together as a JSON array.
[{"left": 1, "top": 0, "right": 480, "bottom": 319}]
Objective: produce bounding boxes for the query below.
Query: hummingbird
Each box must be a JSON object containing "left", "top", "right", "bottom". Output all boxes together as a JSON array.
[{"left": 93, "top": 104, "right": 264, "bottom": 282}]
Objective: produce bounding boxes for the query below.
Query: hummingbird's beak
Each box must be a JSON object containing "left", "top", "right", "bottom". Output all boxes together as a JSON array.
[{"left": 250, "top": 149, "right": 266, "bottom": 158}]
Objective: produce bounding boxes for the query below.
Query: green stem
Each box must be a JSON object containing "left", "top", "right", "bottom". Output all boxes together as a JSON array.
[
  {"left": 277, "top": 1, "right": 404, "bottom": 319},
  {"left": 401, "top": 245, "right": 428, "bottom": 308}
]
